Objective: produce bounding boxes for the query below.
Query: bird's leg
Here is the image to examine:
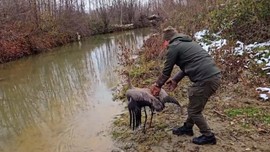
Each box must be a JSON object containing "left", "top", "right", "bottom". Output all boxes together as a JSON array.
[
  {"left": 135, "top": 107, "right": 141, "bottom": 128},
  {"left": 149, "top": 108, "right": 154, "bottom": 128},
  {"left": 132, "top": 110, "right": 136, "bottom": 130},
  {"left": 129, "top": 108, "right": 132, "bottom": 128},
  {"left": 143, "top": 107, "right": 147, "bottom": 134},
  {"left": 128, "top": 98, "right": 136, "bottom": 130},
  {"left": 139, "top": 107, "right": 142, "bottom": 127}
]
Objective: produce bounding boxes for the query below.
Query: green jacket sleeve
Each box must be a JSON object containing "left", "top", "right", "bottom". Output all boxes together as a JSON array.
[
  {"left": 172, "top": 71, "right": 186, "bottom": 83},
  {"left": 162, "top": 47, "right": 178, "bottom": 77}
]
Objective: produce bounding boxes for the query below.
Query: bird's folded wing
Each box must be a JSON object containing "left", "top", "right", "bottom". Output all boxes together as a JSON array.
[{"left": 126, "top": 88, "right": 158, "bottom": 102}]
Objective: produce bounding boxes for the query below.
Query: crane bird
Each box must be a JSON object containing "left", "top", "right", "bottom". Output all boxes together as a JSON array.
[{"left": 125, "top": 74, "right": 181, "bottom": 133}]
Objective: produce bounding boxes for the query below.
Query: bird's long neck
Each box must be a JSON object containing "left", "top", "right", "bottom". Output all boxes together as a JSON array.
[{"left": 162, "top": 96, "right": 181, "bottom": 107}]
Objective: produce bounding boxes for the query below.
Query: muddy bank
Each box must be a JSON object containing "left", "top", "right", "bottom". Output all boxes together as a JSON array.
[{"left": 112, "top": 80, "right": 270, "bottom": 152}]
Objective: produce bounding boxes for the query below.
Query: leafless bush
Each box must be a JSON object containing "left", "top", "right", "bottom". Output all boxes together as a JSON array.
[
  {"left": 142, "top": 34, "right": 165, "bottom": 61},
  {"left": 117, "top": 42, "right": 136, "bottom": 68},
  {"left": 212, "top": 47, "right": 268, "bottom": 86},
  {"left": 212, "top": 48, "right": 249, "bottom": 84},
  {"left": 159, "top": 0, "right": 215, "bottom": 36}
]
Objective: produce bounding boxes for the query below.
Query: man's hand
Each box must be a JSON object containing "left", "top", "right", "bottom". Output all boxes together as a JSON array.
[
  {"left": 150, "top": 83, "right": 161, "bottom": 96},
  {"left": 166, "top": 79, "right": 177, "bottom": 91}
]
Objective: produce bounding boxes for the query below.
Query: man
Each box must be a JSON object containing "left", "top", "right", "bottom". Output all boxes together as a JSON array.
[{"left": 150, "top": 26, "right": 221, "bottom": 145}]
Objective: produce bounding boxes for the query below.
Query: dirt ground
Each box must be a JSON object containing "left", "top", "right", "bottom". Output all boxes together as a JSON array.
[{"left": 111, "top": 78, "right": 270, "bottom": 152}]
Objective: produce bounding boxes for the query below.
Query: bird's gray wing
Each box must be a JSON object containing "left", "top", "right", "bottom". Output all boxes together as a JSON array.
[
  {"left": 126, "top": 88, "right": 157, "bottom": 102},
  {"left": 126, "top": 88, "right": 164, "bottom": 111}
]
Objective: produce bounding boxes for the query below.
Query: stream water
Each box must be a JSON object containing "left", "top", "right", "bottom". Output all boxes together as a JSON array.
[{"left": 0, "top": 29, "right": 150, "bottom": 152}]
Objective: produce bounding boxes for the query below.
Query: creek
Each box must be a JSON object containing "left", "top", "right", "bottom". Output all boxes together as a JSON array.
[{"left": 0, "top": 28, "right": 150, "bottom": 152}]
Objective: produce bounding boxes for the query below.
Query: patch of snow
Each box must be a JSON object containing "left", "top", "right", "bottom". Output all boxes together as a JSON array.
[
  {"left": 194, "top": 30, "right": 227, "bottom": 52},
  {"left": 234, "top": 41, "right": 270, "bottom": 56},
  {"left": 256, "top": 87, "right": 270, "bottom": 92},
  {"left": 257, "top": 60, "right": 263, "bottom": 64},
  {"left": 194, "top": 30, "right": 208, "bottom": 40},
  {"left": 261, "top": 58, "right": 269, "bottom": 63},
  {"left": 257, "top": 87, "right": 270, "bottom": 101},
  {"left": 262, "top": 67, "right": 270, "bottom": 71},
  {"left": 259, "top": 94, "right": 269, "bottom": 100},
  {"left": 246, "top": 41, "right": 270, "bottom": 50},
  {"left": 234, "top": 41, "right": 245, "bottom": 55}
]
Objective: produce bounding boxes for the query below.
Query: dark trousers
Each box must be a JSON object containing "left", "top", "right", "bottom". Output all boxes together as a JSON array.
[{"left": 186, "top": 74, "right": 221, "bottom": 135}]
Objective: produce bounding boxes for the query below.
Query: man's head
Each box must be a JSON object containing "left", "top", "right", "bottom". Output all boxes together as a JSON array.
[{"left": 162, "top": 26, "right": 177, "bottom": 41}]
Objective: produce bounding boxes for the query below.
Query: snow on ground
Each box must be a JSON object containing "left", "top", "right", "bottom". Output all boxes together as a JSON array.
[
  {"left": 256, "top": 87, "right": 270, "bottom": 101},
  {"left": 194, "top": 30, "right": 227, "bottom": 51},
  {"left": 194, "top": 30, "right": 270, "bottom": 101}
]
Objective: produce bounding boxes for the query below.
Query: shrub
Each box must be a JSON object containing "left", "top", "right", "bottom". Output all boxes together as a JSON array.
[{"left": 210, "top": 0, "right": 270, "bottom": 44}]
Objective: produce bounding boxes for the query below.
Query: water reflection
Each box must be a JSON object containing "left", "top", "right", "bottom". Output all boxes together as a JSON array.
[{"left": 0, "top": 28, "right": 150, "bottom": 152}]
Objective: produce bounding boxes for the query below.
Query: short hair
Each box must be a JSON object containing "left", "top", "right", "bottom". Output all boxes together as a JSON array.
[{"left": 163, "top": 26, "right": 177, "bottom": 41}]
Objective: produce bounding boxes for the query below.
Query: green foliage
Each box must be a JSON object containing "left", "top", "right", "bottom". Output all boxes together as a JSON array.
[
  {"left": 210, "top": 0, "right": 270, "bottom": 43},
  {"left": 225, "top": 107, "right": 270, "bottom": 124},
  {"left": 226, "top": 107, "right": 260, "bottom": 117},
  {"left": 263, "top": 115, "right": 270, "bottom": 124}
]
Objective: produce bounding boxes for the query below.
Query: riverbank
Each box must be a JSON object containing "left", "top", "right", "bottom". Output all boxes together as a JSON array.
[
  {"left": 0, "top": 0, "right": 159, "bottom": 64},
  {"left": 0, "top": 24, "right": 146, "bottom": 64},
  {"left": 111, "top": 33, "right": 270, "bottom": 152}
]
